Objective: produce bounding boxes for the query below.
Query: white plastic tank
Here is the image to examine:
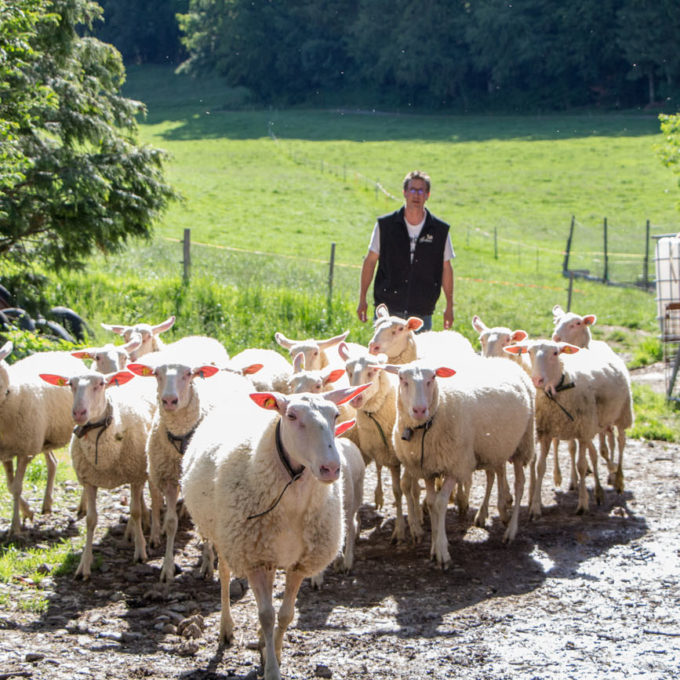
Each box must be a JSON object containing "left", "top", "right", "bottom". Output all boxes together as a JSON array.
[{"left": 655, "top": 234, "right": 680, "bottom": 338}]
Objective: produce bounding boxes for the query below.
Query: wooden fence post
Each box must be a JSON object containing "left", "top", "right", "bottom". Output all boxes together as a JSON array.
[
  {"left": 563, "top": 215, "right": 574, "bottom": 274},
  {"left": 183, "top": 229, "right": 191, "bottom": 283},
  {"left": 328, "top": 242, "right": 336, "bottom": 319},
  {"left": 643, "top": 219, "right": 650, "bottom": 288},
  {"left": 603, "top": 217, "right": 609, "bottom": 283}
]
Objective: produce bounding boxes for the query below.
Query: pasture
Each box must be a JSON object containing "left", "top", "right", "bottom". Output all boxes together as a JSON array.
[{"left": 1, "top": 64, "right": 680, "bottom": 679}]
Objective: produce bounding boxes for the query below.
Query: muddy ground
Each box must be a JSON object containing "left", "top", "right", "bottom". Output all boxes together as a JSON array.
[{"left": 1, "top": 370, "right": 679, "bottom": 680}]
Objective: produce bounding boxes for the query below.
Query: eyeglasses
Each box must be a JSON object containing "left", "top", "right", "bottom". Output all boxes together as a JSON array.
[{"left": 407, "top": 188, "right": 427, "bottom": 196}]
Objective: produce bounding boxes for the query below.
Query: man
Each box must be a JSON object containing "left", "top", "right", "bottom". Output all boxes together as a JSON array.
[{"left": 357, "top": 170, "right": 455, "bottom": 331}]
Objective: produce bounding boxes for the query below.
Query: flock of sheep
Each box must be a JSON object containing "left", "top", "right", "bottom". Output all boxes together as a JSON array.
[{"left": 0, "top": 303, "right": 633, "bottom": 680}]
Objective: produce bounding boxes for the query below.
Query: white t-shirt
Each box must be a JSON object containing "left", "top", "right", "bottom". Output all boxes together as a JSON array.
[{"left": 368, "top": 212, "right": 455, "bottom": 263}]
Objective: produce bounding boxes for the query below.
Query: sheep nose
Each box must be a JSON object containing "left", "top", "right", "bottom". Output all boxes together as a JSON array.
[
  {"left": 72, "top": 408, "right": 88, "bottom": 422},
  {"left": 162, "top": 396, "right": 178, "bottom": 409},
  {"left": 532, "top": 376, "right": 544, "bottom": 388},
  {"left": 411, "top": 405, "right": 428, "bottom": 419},
  {"left": 319, "top": 462, "right": 340, "bottom": 481},
  {"left": 368, "top": 342, "right": 380, "bottom": 355}
]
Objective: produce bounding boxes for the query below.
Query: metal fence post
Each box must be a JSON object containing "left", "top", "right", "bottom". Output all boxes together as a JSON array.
[
  {"left": 643, "top": 219, "right": 650, "bottom": 288},
  {"left": 328, "top": 242, "right": 336, "bottom": 319},
  {"left": 603, "top": 217, "right": 609, "bottom": 283}
]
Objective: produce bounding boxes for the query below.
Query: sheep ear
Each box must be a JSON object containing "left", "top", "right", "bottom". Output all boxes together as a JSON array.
[
  {"left": 152, "top": 315, "right": 175, "bottom": 335},
  {"left": 504, "top": 344, "right": 527, "bottom": 355},
  {"left": 0, "top": 340, "right": 13, "bottom": 361},
  {"left": 383, "top": 364, "right": 400, "bottom": 374},
  {"left": 123, "top": 333, "right": 143, "bottom": 352},
  {"left": 435, "top": 367, "right": 456, "bottom": 378},
  {"left": 471, "top": 315, "right": 487, "bottom": 333},
  {"left": 101, "top": 322, "right": 127, "bottom": 335},
  {"left": 323, "top": 369, "right": 346, "bottom": 386},
  {"left": 337, "top": 341, "right": 350, "bottom": 361},
  {"left": 375, "top": 304, "right": 389, "bottom": 319},
  {"left": 71, "top": 350, "right": 95, "bottom": 360},
  {"left": 250, "top": 392, "right": 286, "bottom": 413},
  {"left": 552, "top": 304, "right": 565, "bottom": 319},
  {"left": 559, "top": 343, "right": 580, "bottom": 355},
  {"left": 318, "top": 331, "right": 349, "bottom": 350},
  {"left": 274, "top": 332, "right": 294, "bottom": 349},
  {"left": 127, "top": 363, "right": 155, "bottom": 377},
  {"left": 583, "top": 314, "right": 597, "bottom": 326},
  {"left": 193, "top": 365, "right": 220, "bottom": 379},
  {"left": 292, "top": 351, "right": 305, "bottom": 372},
  {"left": 406, "top": 317, "right": 423, "bottom": 332},
  {"left": 511, "top": 330, "right": 528, "bottom": 342},
  {"left": 240, "top": 363, "right": 263, "bottom": 376},
  {"left": 106, "top": 371, "right": 134, "bottom": 387},
  {"left": 325, "top": 383, "right": 370, "bottom": 406},
  {"left": 40, "top": 373, "right": 70, "bottom": 387},
  {"left": 335, "top": 419, "right": 356, "bottom": 437}
]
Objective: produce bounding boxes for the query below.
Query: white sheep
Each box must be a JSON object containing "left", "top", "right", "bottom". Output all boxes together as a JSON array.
[
  {"left": 71, "top": 335, "right": 143, "bottom": 374},
  {"left": 229, "top": 348, "right": 294, "bottom": 393},
  {"left": 101, "top": 315, "right": 176, "bottom": 360},
  {"left": 274, "top": 330, "right": 352, "bottom": 371},
  {"left": 338, "top": 342, "right": 418, "bottom": 542},
  {"left": 506, "top": 339, "right": 632, "bottom": 517},
  {"left": 0, "top": 341, "right": 85, "bottom": 536},
  {"left": 386, "top": 356, "right": 535, "bottom": 567},
  {"left": 126, "top": 358, "right": 255, "bottom": 583},
  {"left": 40, "top": 368, "right": 156, "bottom": 579},
  {"left": 101, "top": 315, "right": 229, "bottom": 367},
  {"left": 368, "top": 303, "right": 474, "bottom": 364},
  {"left": 551, "top": 305, "right": 634, "bottom": 493},
  {"left": 310, "top": 438, "right": 365, "bottom": 588},
  {"left": 181, "top": 384, "right": 368, "bottom": 680}
]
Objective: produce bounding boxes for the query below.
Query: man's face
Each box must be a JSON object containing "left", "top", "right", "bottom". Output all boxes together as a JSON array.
[{"left": 404, "top": 178, "right": 430, "bottom": 210}]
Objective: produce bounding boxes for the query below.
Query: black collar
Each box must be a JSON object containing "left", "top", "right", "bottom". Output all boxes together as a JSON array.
[
  {"left": 555, "top": 373, "right": 576, "bottom": 392},
  {"left": 166, "top": 418, "right": 201, "bottom": 456},
  {"left": 73, "top": 407, "right": 113, "bottom": 465}
]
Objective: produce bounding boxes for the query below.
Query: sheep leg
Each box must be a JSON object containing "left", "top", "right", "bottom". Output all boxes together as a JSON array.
[
  {"left": 552, "top": 438, "right": 562, "bottom": 487},
  {"left": 498, "top": 465, "right": 513, "bottom": 523},
  {"left": 614, "top": 426, "right": 626, "bottom": 494},
  {"left": 76, "top": 485, "right": 98, "bottom": 580},
  {"left": 401, "top": 470, "right": 424, "bottom": 544},
  {"left": 575, "top": 440, "right": 590, "bottom": 515},
  {"left": 76, "top": 488, "right": 87, "bottom": 520},
  {"left": 8, "top": 455, "right": 31, "bottom": 536},
  {"left": 474, "top": 469, "right": 494, "bottom": 528},
  {"left": 149, "top": 480, "right": 164, "bottom": 549},
  {"left": 426, "top": 476, "right": 456, "bottom": 570},
  {"left": 3, "top": 460, "right": 33, "bottom": 522},
  {"left": 129, "top": 481, "right": 148, "bottom": 564},
  {"left": 217, "top": 555, "right": 235, "bottom": 645},
  {"left": 41, "top": 450, "right": 57, "bottom": 514},
  {"left": 200, "top": 538, "right": 215, "bottom": 580},
  {"left": 455, "top": 480, "right": 470, "bottom": 518},
  {"left": 248, "top": 566, "right": 279, "bottom": 680},
  {"left": 568, "top": 440, "right": 579, "bottom": 491},
  {"left": 504, "top": 459, "right": 525, "bottom": 543},
  {"left": 159, "top": 482, "right": 179, "bottom": 584},
  {"left": 388, "top": 465, "right": 406, "bottom": 543},
  {"left": 587, "top": 441, "right": 604, "bottom": 505},
  {"left": 274, "top": 569, "right": 305, "bottom": 665},
  {"left": 530, "top": 437, "right": 551, "bottom": 520},
  {"left": 374, "top": 462, "right": 384, "bottom": 510}
]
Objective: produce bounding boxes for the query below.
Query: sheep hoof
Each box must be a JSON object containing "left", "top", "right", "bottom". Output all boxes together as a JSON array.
[
  {"left": 595, "top": 488, "right": 605, "bottom": 506},
  {"left": 575, "top": 505, "right": 587, "bottom": 516}
]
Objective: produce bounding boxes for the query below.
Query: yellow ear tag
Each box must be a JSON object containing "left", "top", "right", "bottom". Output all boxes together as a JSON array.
[
  {"left": 142, "top": 367, "right": 154, "bottom": 376},
  {"left": 264, "top": 397, "right": 276, "bottom": 409},
  {"left": 57, "top": 377, "right": 68, "bottom": 387}
]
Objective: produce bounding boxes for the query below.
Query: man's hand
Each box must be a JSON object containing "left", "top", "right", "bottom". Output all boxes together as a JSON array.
[
  {"left": 443, "top": 306, "right": 454, "bottom": 329},
  {"left": 357, "top": 300, "right": 368, "bottom": 323}
]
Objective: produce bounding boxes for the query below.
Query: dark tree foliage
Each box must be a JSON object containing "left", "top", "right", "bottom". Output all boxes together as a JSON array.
[
  {"left": 94, "top": 0, "right": 188, "bottom": 64},
  {"left": 0, "top": 0, "right": 176, "bottom": 271}
]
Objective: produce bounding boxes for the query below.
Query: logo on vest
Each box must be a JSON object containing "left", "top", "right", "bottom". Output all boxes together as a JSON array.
[{"left": 418, "top": 233, "right": 434, "bottom": 244}]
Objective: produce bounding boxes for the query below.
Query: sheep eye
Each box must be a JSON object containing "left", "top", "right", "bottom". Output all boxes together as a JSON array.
[{"left": 287, "top": 413, "right": 296, "bottom": 421}]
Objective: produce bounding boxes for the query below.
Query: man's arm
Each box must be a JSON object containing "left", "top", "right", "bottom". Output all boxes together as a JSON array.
[
  {"left": 442, "top": 260, "right": 454, "bottom": 329},
  {"left": 357, "top": 250, "right": 379, "bottom": 322}
]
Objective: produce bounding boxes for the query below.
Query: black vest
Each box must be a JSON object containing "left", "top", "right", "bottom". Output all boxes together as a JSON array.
[{"left": 374, "top": 208, "right": 450, "bottom": 317}]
